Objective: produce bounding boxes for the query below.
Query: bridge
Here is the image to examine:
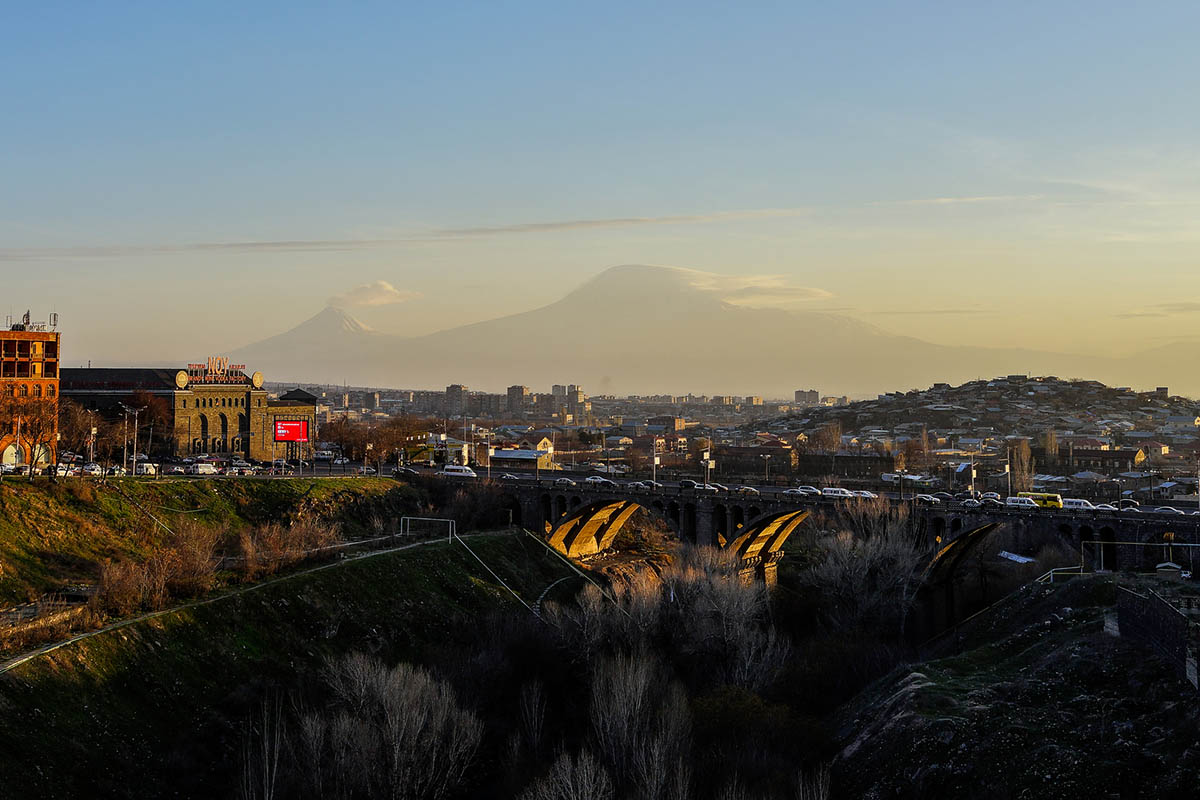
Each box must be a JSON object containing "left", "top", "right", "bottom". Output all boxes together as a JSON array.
[{"left": 502, "top": 479, "right": 1200, "bottom": 582}]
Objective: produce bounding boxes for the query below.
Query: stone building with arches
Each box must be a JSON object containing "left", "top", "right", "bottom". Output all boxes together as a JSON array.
[
  {"left": 60, "top": 359, "right": 316, "bottom": 462},
  {"left": 0, "top": 322, "right": 61, "bottom": 466}
]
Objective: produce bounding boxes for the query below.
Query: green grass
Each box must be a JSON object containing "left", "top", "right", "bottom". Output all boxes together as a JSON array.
[
  {"left": 0, "top": 531, "right": 575, "bottom": 799},
  {"left": 0, "top": 477, "right": 421, "bottom": 604}
]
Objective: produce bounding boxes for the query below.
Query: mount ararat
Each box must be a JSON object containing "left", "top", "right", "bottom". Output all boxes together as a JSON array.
[{"left": 231, "top": 265, "right": 1190, "bottom": 397}]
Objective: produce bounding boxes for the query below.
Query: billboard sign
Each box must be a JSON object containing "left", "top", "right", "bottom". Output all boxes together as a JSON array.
[{"left": 274, "top": 420, "right": 309, "bottom": 443}]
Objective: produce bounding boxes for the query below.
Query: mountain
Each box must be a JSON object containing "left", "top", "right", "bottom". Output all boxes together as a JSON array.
[{"left": 231, "top": 265, "right": 1192, "bottom": 396}]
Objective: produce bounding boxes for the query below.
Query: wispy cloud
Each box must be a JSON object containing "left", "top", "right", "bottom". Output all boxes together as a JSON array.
[
  {"left": 867, "top": 308, "right": 996, "bottom": 316},
  {"left": 891, "top": 194, "right": 1044, "bottom": 206},
  {"left": 1115, "top": 301, "right": 1200, "bottom": 319},
  {"left": 0, "top": 208, "right": 812, "bottom": 261},
  {"left": 668, "top": 268, "right": 833, "bottom": 309},
  {"left": 328, "top": 280, "right": 420, "bottom": 309}
]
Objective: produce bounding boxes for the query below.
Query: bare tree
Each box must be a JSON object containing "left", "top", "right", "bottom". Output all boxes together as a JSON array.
[
  {"left": 519, "top": 749, "right": 614, "bottom": 800},
  {"left": 1010, "top": 440, "right": 1034, "bottom": 493}
]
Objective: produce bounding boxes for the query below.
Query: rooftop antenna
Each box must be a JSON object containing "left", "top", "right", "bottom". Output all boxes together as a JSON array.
[{"left": 49, "top": 312, "right": 59, "bottom": 330}]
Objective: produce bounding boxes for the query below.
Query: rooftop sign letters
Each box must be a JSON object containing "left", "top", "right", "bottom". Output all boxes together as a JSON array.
[{"left": 186, "top": 356, "right": 249, "bottom": 385}]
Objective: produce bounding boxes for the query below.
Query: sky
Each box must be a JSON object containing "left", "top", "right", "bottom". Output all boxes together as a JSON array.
[{"left": 4, "top": 1, "right": 1200, "bottom": 371}]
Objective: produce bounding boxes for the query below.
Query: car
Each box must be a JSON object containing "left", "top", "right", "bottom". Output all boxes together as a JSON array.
[
  {"left": 554, "top": 477, "right": 577, "bottom": 487},
  {"left": 708, "top": 482, "right": 729, "bottom": 492},
  {"left": 821, "top": 487, "right": 855, "bottom": 499},
  {"left": 1117, "top": 499, "right": 1140, "bottom": 509},
  {"left": 782, "top": 487, "right": 810, "bottom": 497},
  {"left": 733, "top": 486, "right": 760, "bottom": 496},
  {"left": 955, "top": 491, "right": 982, "bottom": 501},
  {"left": 982, "top": 498, "right": 1004, "bottom": 509},
  {"left": 1118, "top": 506, "right": 1142, "bottom": 513},
  {"left": 333, "top": 457, "right": 351, "bottom": 465},
  {"left": 356, "top": 466, "right": 377, "bottom": 475},
  {"left": 854, "top": 490, "right": 878, "bottom": 499},
  {"left": 796, "top": 485, "right": 821, "bottom": 496},
  {"left": 679, "top": 479, "right": 700, "bottom": 489},
  {"left": 106, "top": 466, "right": 127, "bottom": 476},
  {"left": 166, "top": 466, "right": 186, "bottom": 475},
  {"left": 232, "top": 459, "right": 251, "bottom": 469},
  {"left": 81, "top": 462, "right": 103, "bottom": 476},
  {"left": 497, "top": 472, "right": 522, "bottom": 480},
  {"left": 694, "top": 483, "right": 720, "bottom": 493},
  {"left": 134, "top": 453, "right": 148, "bottom": 462},
  {"left": 962, "top": 499, "right": 982, "bottom": 508},
  {"left": 584, "top": 476, "right": 615, "bottom": 486},
  {"left": 915, "top": 494, "right": 941, "bottom": 506},
  {"left": 1062, "top": 498, "right": 1096, "bottom": 511},
  {"left": 392, "top": 467, "right": 419, "bottom": 477},
  {"left": 1094, "top": 503, "right": 1116, "bottom": 511},
  {"left": 1155, "top": 506, "right": 1185, "bottom": 515},
  {"left": 932, "top": 492, "right": 954, "bottom": 502},
  {"left": 641, "top": 480, "right": 663, "bottom": 490},
  {"left": 982, "top": 492, "right": 1001, "bottom": 501},
  {"left": 1004, "top": 496, "right": 1038, "bottom": 509}
]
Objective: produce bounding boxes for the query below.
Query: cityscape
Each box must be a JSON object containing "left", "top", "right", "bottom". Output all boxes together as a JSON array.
[{"left": 5, "top": 3, "right": 1200, "bottom": 799}]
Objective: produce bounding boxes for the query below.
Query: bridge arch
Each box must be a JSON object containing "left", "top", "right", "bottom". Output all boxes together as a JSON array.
[{"left": 545, "top": 497, "right": 810, "bottom": 562}]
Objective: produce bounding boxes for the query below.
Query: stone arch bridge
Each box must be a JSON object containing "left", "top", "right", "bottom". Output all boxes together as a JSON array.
[{"left": 502, "top": 481, "right": 1200, "bottom": 580}]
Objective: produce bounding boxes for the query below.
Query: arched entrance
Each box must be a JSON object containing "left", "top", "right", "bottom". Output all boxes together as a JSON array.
[{"left": 1, "top": 443, "right": 24, "bottom": 466}]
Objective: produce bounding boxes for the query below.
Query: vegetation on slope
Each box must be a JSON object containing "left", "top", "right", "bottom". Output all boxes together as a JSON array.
[
  {"left": 0, "top": 477, "right": 420, "bottom": 604},
  {"left": 0, "top": 532, "right": 574, "bottom": 800}
]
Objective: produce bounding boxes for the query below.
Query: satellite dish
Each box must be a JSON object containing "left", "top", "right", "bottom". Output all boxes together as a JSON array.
[{"left": 175, "top": 371, "right": 189, "bottom": 389}]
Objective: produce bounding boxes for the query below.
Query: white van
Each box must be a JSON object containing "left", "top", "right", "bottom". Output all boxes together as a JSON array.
[
  {"left": 821, "top": 487, "right": 855, "bottom": 499},
  {"left": 186, "top": 463, "right": 218, "bottom": 475},
  {"left": 135, "top": 463, "right": 159, "bottom": 476},
  {"left": 1062, "top": 498, "right": 1095, "bottom": 511},
  {"left": 439, "top": 465, "right": 477, "bottom": 478},
  {"left": 1005, "top": 496, "right": 1039, "bottom": 509}
]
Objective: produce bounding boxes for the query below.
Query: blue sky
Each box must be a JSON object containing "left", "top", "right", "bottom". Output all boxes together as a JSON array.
[{"left": 4, "top": 1, "right": 1200, "bottom": 364}]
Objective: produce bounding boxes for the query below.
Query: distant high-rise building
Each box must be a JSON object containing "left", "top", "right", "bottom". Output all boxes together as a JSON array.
[
  {"left": 794, "top": 389, "right": 819, "bottom": 406},
  {"left": 744, "top": 396, "right": 763, "bottom": 406},
  {"left": 506, "top": 384, "right": 529, "bottom": 413},
  {"left": 551, "top": 384, "right": 567, "bottom": 399},
  {"left": 445, "top": 384, "right": 468, "bottom": 417}
]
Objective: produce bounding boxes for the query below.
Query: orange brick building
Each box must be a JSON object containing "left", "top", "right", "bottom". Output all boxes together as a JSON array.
[{"left": 0, "top": 316, "right": 61, "bottom": 466}]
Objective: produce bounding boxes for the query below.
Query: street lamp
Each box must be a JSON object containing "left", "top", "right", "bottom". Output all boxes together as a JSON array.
[{"left": 761, "top": 453, "right": 772, "bottom": 484}]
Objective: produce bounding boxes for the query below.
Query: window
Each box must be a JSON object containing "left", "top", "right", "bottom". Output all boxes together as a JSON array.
[
  {"left": 32, "top": 385, "right": 41, "bottom": 398},
  {"left": 18, "top": 384, "right": 28, "bottom": 397},
  {"left": 47, "top": 385, "right": 55, "bottom": 397}
]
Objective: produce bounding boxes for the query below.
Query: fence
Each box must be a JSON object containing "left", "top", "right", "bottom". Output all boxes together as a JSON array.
[{"left": 1116, "top": 585, "right": 1199, "bottom": 689}]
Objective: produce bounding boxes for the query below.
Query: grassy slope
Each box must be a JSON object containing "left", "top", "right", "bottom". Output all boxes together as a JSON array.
[
  {"left": 0, "top": 477, "right": 419, "bottom": 603},
  {"left": 0, "top": 532, "right": 575, "bottom": 800},
  {"left": 834, "top": 576, "right": 1200, "bottom": 799}
]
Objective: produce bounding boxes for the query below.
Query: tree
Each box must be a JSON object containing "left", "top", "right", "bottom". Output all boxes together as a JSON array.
[
  {"left": 0, "top": 389, "right": 58, "bottom": 479},
  {"left": 1042, "top": 428, "right": 1058, "bottom": 466},
  {"left": 1010, "top": 440, "right": 1034, "bottom": 493}
]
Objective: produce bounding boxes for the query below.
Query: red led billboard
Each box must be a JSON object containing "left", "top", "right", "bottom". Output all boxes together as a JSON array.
[{"left": 274, "top": 420, "right": 309, "bottom": 442}]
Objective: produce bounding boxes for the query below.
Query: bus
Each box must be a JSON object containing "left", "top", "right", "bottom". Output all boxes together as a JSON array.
[{"left": 1017, "top": 491, "right": 1063, "bottom": 509}]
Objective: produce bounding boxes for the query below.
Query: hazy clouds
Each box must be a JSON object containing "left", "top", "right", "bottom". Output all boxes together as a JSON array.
[{"left": 328, "top": 281, "right": 420, "bottom": 309}]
